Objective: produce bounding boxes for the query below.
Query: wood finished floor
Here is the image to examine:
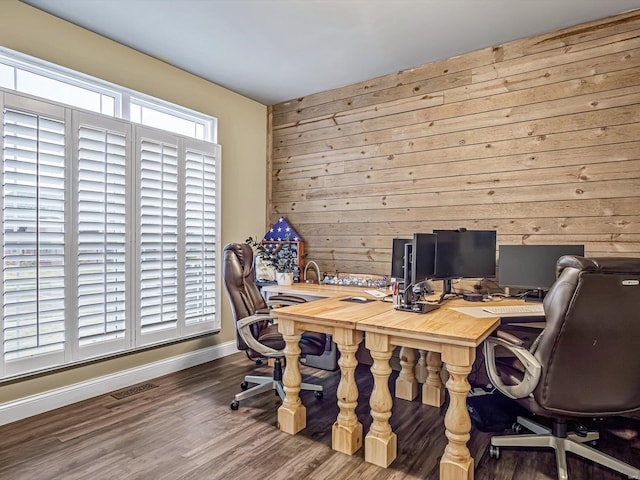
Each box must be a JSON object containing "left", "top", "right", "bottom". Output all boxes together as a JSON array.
[{"left": 1, "top": 352, "right": 639, "bottom": 480}]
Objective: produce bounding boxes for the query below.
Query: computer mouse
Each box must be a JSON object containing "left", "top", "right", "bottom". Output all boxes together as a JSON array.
[{"left": 350, "top": 296, "right": 368, "bottom": 302}]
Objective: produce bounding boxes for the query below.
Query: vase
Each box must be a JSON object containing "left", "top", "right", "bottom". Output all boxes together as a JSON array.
[{"left": 276, "top": 272, "right": 294, "bottom": 285}]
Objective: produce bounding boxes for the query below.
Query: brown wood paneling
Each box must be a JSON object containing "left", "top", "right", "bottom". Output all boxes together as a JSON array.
[{"left": 268, "top": 10, "right": 640, "bottom": 279}]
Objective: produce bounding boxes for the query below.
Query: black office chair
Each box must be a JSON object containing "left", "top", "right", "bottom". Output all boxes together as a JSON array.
[
  {"left": 223, "top": 243, "right": 326, "bottom": 410},
  {"left": 484, "top": 255, "right": 640, "bottom": 480}
]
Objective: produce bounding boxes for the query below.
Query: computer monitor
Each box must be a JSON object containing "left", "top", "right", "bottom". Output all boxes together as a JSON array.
[
  {"left": 498, "top": 244, "right": 585, "bottom": 300},
  {"left": 403, "top": 242, "right": 413, "bottom": 291},
  {"left": 432, "top": 229, "right": 497, "bottom": 300},
  {"left": 411, "top": 233, "right": 436, "bottom": 285},
  {"left": 391, "top": 238, "right": 411, "bottom": 281},
  {"left": 394, "top": 234, "right": 437, "bottom": 313}
]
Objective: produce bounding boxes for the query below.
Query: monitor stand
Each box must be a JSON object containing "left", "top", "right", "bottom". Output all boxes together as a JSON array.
[
  {"left": 438, "top": 279, "right": 453, "bottom": 304},
  {"left": 396, "top": 282, "right": 441, "bottom": 314},
  {"left": 395, "top": 303, "right": 440, "bottom": 314}
]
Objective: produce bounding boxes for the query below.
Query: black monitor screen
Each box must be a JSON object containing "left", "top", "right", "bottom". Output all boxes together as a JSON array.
[
  {"left": 391, "top": 238, "right": 411, "bottom": 279},
  {"left": 433, "top": 230, "right": 497, "bottom": 279},
  {"left": 411, "top": 233, "right": 436, "bottom": 284},
  {"left": 499, "top": 244, "right": 585, "bottom": 290}
]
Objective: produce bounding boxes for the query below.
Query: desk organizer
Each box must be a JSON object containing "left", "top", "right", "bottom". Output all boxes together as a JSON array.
[{"left": 322, "top": 272, "right": 388, "bottom": 288}]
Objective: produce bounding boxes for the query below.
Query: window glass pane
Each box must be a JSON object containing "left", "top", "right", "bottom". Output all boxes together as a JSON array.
[
  {"left": 0, "top": 63, "right": 14, "bottom": 89},
  {"left": 2, "top": 108, "right": 66, "bottom": 362},
  {"left": 101, "top": 95, "right": 115, "bottom": 116},
  {"left": 135, "top": 103, "right": 204, "bottom": 140},
  {"left": 130, "top": 103, "right": 141, "bottom": 124},
  {"left": 17, "top": 69, "right": 104, "bottom": 114}
]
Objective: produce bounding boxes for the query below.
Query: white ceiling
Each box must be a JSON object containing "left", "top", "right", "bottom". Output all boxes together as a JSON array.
[{"left": 21, "top": 0, "right": 640, "bottom": 105}]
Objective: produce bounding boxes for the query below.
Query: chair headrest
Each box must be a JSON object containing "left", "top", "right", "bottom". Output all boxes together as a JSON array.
[
  {"left": 224, "top": 243, "right": 253, "bottom": 273},
  {"left": 557, "top": 255, "right": 640, "bottom": 277}
]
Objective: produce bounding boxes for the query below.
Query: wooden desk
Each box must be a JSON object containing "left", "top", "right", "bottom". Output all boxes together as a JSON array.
[
  {"left": 274, "top": 296, "right": 392, "bottom": 455},
  {"left": 357, "top": 301, "right": 500, "bottom": 478},
  {"left": 273, "top": 296, "right": 502, "bottom": 480}
]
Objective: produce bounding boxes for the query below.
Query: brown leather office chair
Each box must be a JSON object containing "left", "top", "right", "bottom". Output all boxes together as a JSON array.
[
  {"left": 223, "top": 243, "right": 326, "bottom": 410},
  {"left": 484, "top": 255, "right": 640, "bottom": 480}
]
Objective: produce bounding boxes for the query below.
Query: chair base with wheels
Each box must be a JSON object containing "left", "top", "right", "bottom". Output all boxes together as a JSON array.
[
  {"left": 230, "top": 357, "right": 323, "bottom": 410},
  {"left": 489, "top": 416, "right": 640, "bottom": 480}
]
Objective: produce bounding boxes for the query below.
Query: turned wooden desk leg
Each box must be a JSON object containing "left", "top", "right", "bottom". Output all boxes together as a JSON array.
[
  {"left": 332, "top": 328, "right": 364, "bottom": 455},
  {"left": 396, "top": 346, "right": 418, "bottom": 401},
  {"left": 422, "top": 351, "right": 445, "bottom": 407},
  {"left": 364, "top": 332, "right": 397, "bottom": 468},
  {"left": 440, "top": 346, "right": 476, "bottom": 480},
  {"left": 277, "top": 318, "right": 306, "bottom": 435},
  {"left": 415, "top": 349, "right": 427, "bottom": 384}
]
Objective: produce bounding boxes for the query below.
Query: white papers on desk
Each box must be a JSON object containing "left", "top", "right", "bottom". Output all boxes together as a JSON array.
[
  {"left": 452, "top": 307, "right": 497, "bottom": 318},
  {"left": 452, "top": 306, "right": 546, "bottom": 328},
  {"left": 365, "top": 289, "right": 388, "bottom": 298}
]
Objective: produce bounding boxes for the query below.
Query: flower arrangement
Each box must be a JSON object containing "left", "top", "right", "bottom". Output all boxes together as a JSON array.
[{"left": 246, "top": 235, "right": 299, "bottom": 273}]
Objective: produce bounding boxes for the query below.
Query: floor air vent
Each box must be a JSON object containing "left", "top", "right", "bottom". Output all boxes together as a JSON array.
[{"left": 111, "top": 383, "right": 159, "bottom": 400}]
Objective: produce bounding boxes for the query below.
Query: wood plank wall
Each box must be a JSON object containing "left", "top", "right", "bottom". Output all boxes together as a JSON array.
[{"left": 268, "top": 10, "right": 640, "bottom": 280}]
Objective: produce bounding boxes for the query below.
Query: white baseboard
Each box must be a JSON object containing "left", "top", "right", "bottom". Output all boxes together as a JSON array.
[{"left": 0, "top": 340, "right": 239, "bottom": 426}]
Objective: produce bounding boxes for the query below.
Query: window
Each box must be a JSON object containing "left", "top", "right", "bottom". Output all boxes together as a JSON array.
[
  {"left": 0, "top": 48, "right": 215, "bottom": 143},
  {"left": 1, "top": 90, "right": 220, "bottom": 379}
]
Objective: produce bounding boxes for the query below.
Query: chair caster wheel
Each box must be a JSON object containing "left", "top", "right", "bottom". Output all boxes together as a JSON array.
[
  {"left": 314, "top": 391, "right": 323, "bottom": 400},
  {"left": 240, "top": 381, "right": 249, "bottom": 390},
  {"left": 230, "top": 400, "right": 239, "bottom": 410},
  {"left": 489, "top": 445, "right": 500, "bottom": 459}
]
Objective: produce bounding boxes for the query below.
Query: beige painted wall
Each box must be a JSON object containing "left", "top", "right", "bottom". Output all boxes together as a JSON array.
[{"left": 0, "top": 1, "right": 267, "bottom": 402}]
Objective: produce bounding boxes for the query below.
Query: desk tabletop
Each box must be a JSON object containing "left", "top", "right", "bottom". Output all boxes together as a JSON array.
[
  {"left": 273, "top": 295, "right": 393, "bottom": 328},
  {"left": 357, "top": 298, "right": 520, "bottom": 348},
  {"left": 271, "top": 292, "right": 540, "bottom": 347}
]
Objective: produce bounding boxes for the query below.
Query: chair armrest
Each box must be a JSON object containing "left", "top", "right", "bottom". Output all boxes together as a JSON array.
[
  {"left": 484, "top": 334, "right": 542, "bottom": 400},
  {"left": 495, "top": 329, "right": 525, "bottom": 346},
  {"left": 267, "top": 294, "right": 306, "bottom": 308},
  {"left": 268, "top": 294, "right": 306, "bottom": 303},
  {"left": 237, "top": 314, "right": 283, "bottom": 358}
]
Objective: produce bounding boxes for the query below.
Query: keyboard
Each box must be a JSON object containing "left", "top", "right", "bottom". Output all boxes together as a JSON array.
[{"left": 482, "top": 304, "right": 545, "bottom": 316}]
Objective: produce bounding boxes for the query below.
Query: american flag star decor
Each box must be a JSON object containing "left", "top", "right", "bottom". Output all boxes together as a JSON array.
[{"left": 263, "top": 217, "right": 303, "bottom": 242}]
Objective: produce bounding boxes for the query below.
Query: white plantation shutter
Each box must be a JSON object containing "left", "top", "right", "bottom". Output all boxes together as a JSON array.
[
  {"left": 138, "top": 132, "right": 179, "bottom": 342},
  {"left": 2, "top": 98, "right": 67, "bottom": 375},
  {"left": 76, "top": 114, "right": 131, "bottom": 358},
  {"left": 183, "top": 143, "right": 218, "bottom": 329},
  {"left": 1, "top": 90, "right": 220, "bottom": 379}
]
